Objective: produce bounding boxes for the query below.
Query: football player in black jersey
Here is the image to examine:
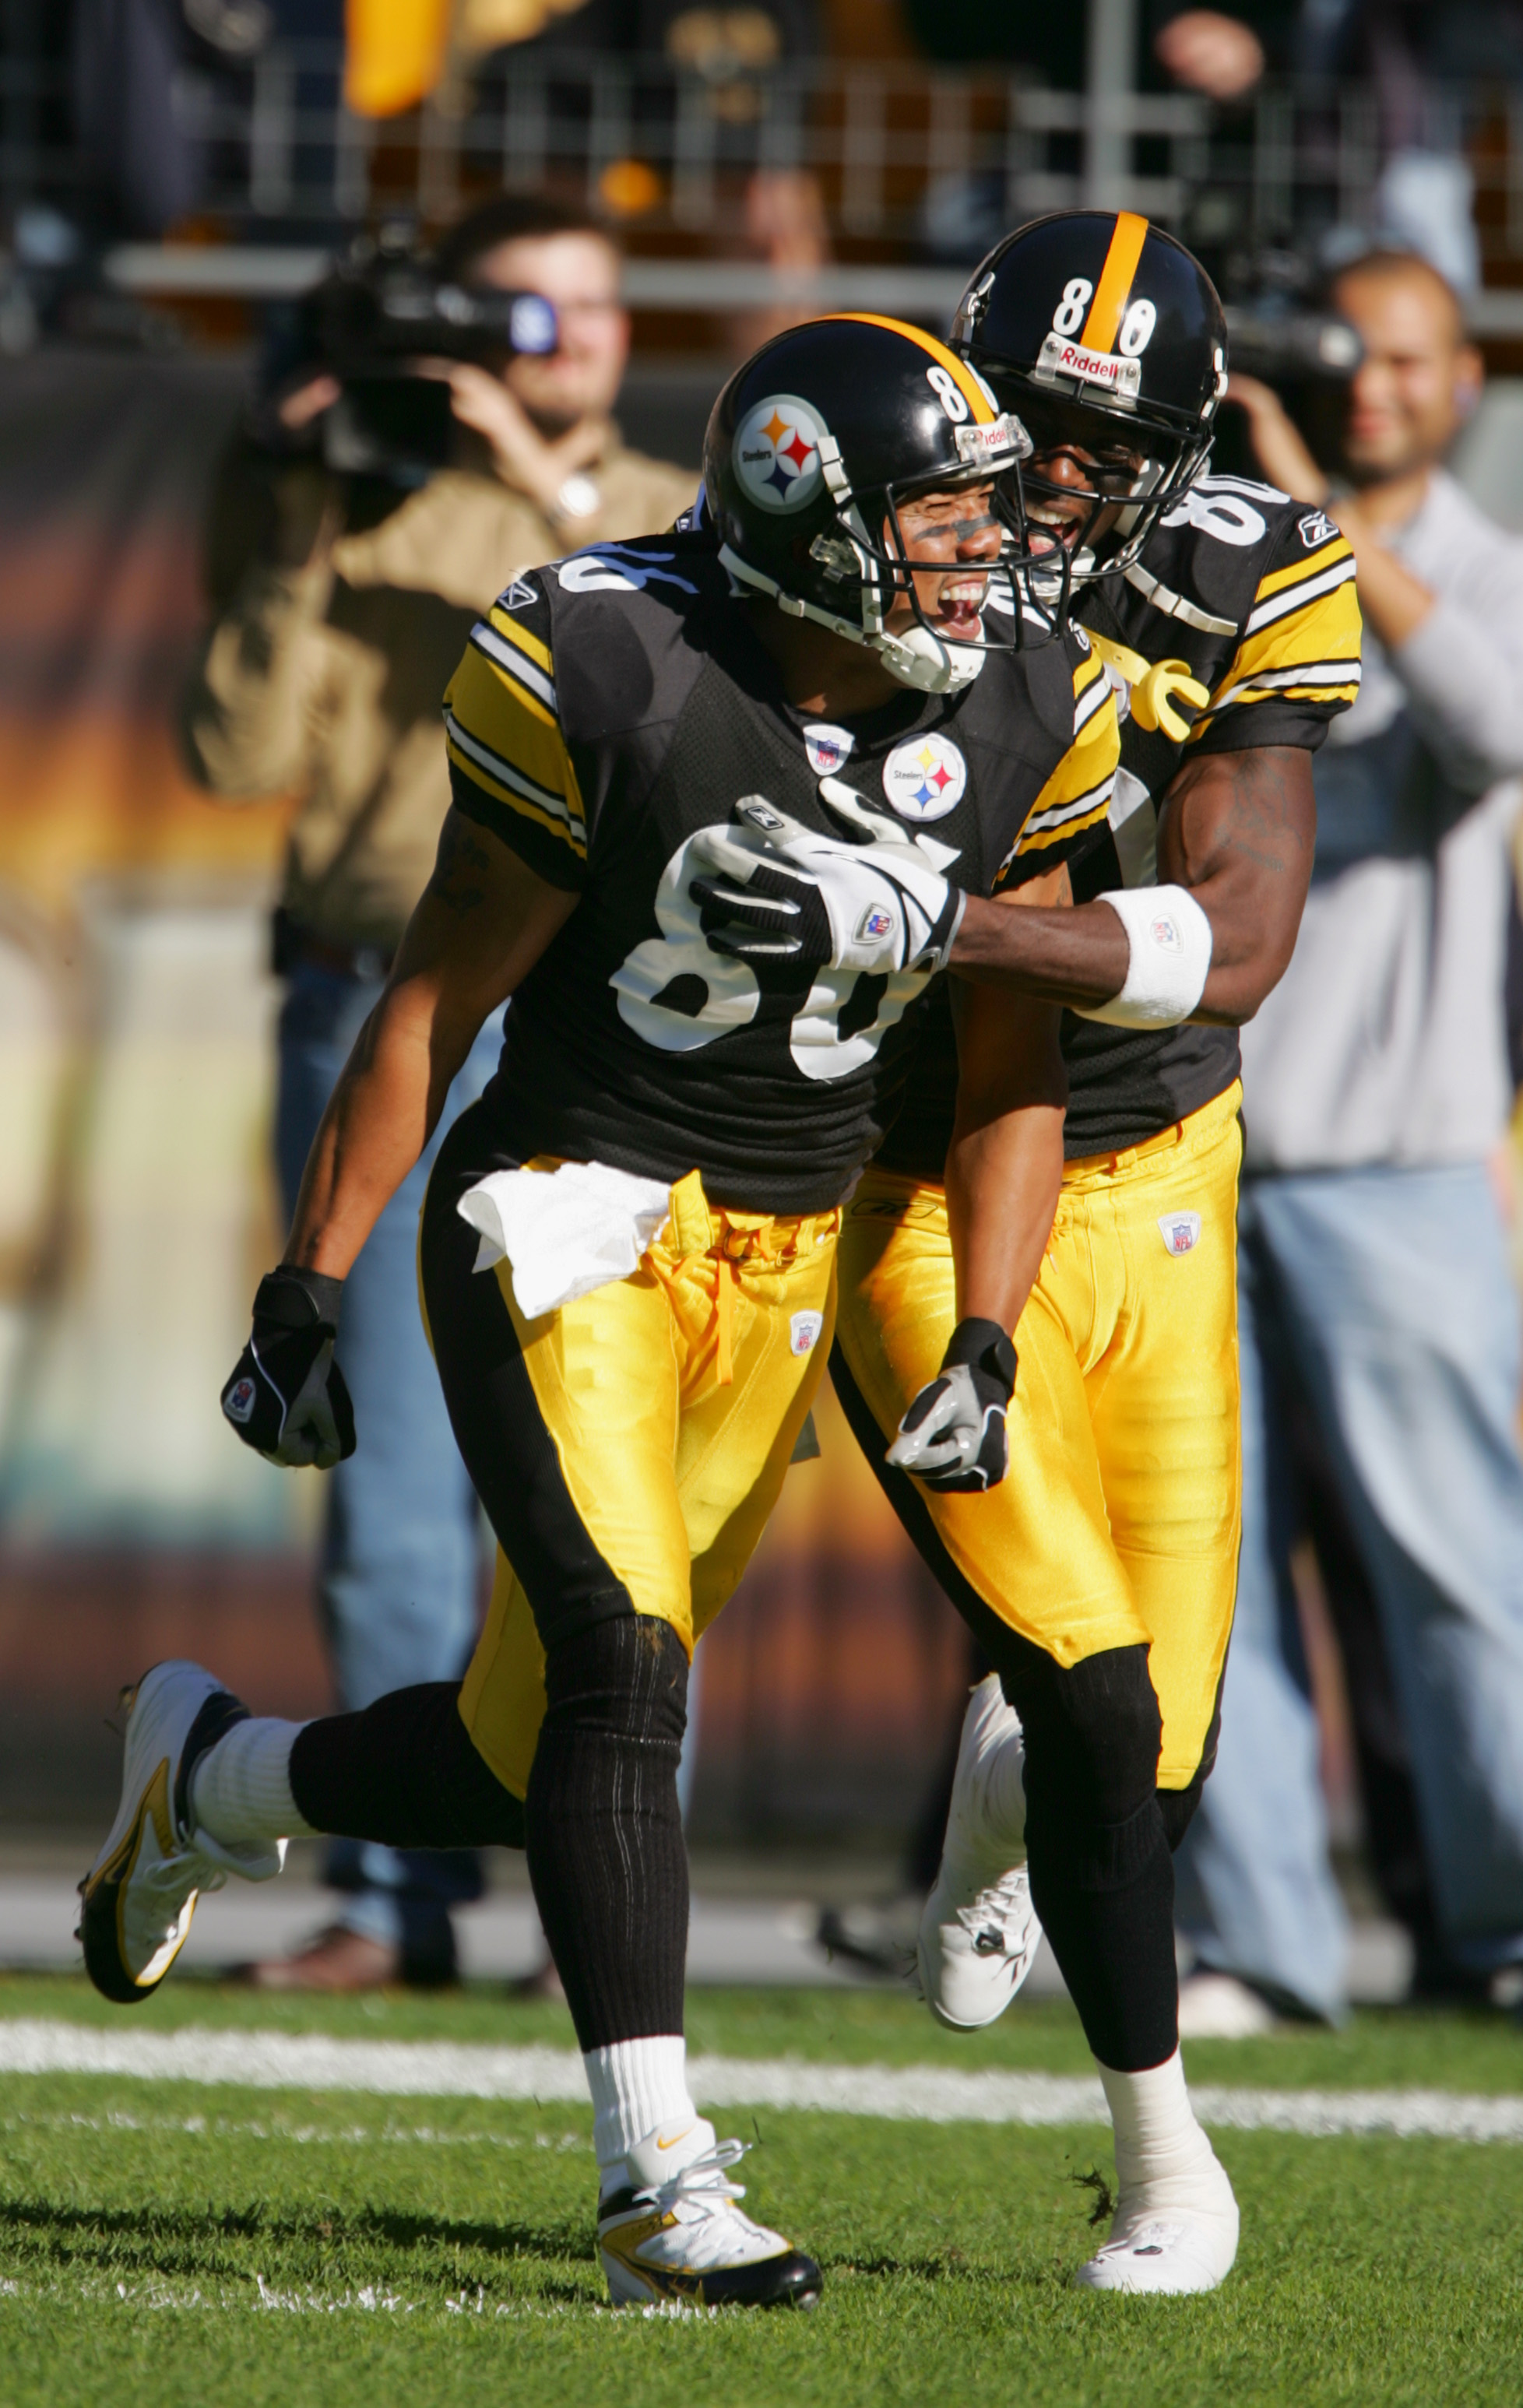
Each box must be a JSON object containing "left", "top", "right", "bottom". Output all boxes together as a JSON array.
[
  {"left": 79, "top": 313, "right": 1126, "bottom": 2310},
  {"left": 700, "top": 214, "right": 1359, "bottom": 2295}
]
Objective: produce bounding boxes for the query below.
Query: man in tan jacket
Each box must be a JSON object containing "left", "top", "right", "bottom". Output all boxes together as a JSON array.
[{"left": 181, "top": 192, "right": 695, "bottom": 1991}]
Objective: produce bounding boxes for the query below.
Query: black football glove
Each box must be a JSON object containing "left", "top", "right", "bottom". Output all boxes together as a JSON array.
[
  {"left": 887, "top": 1317, "right": 1016, "bottom": 1493},
  {"left": 220, "top": 1266, "right": 356, "bottom": 1470}
]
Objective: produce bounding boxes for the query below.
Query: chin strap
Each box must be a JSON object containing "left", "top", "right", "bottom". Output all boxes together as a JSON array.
[{"left": 718, "top": 544, "right": 984, "bottom": 694}]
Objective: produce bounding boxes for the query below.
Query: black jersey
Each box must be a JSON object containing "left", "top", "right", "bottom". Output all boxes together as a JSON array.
[
  {"left": 877, "top": 476, "right": 1362, "bottom": 1183},
  {"left": 441, "top": 529, "right": 1118, "bottom": 1215},
  {"left": 1062, "top": 474, "right": 1361, "bottom": 1155}
]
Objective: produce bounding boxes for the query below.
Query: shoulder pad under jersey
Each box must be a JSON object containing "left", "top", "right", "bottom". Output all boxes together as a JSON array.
[
  {"left": 1126, "top": 474, "right": 1328, "bottom": 635},
  {"left": 534, "top": 528, "right": 733, "bottom": 742}
]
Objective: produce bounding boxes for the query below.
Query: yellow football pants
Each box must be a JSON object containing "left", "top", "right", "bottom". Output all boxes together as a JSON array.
[
  {"left": 454, "top": 1168, "right": 839, "bottom": 1799},
  {"left": 833, "top": 1083, "right": 1243, "bottom": 1790}
]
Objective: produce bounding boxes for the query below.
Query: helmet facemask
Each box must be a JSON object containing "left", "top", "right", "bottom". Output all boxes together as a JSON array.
[
  {"left": 722, "top": 415, "right": 1070, "bottom": 694},
  {"left": 965, "top": 376, "right": 1212, "bottom": 611}
]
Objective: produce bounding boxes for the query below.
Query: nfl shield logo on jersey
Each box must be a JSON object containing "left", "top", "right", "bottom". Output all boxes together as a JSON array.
[
  {"left": 882, "top": 733, "right": 967, "bottom": 823},
  {"left": 802, "top": 722, "right": 856, "bottom": 778},
  {"left": 1157, "top": 1212, "right": 1202, "bottom": 1257}
]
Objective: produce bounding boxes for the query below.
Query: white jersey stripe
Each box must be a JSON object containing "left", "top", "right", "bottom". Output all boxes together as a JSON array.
[
  {"left": 1243, "top": 555, "right": 1357, "bottom": 635},
  {"left": 444, "top": 712, "right": 586, "bottom": 847},
  {"left": 468, "top": 620, "right": 559, "bottom": 714}
]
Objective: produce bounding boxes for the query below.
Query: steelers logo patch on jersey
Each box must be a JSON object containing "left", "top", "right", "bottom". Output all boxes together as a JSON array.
[
  {"left": 733, "top": 395, "right": 828, "bottom": 515},
  {"left": 882, "top": 733, "right": 967, "bottom": 823}
]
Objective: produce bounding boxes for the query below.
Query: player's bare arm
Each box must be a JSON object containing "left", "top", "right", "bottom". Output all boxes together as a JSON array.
[
  {"left": 951, "top": 739, "right": 1314, "bottom": 1021},
  {"left": 1155, "top": 742, "right": 1315, "bottom": 1024},
  {"left": 286, "top": 810, "right": 577, "bottom": 1281},
  {"left": 945, "top": 882, "right": 1068, "bottom": 1334},
  {"left": 886, "top": 870, "right": 1068, "bottom": 1496}
]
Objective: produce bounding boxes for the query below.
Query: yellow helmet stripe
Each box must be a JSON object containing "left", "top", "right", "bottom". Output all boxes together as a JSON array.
[
  {"left": 824, "top": 313, "right": 997, "bottom": 423},
  {"left": 1078, "top": 212, "right": 1150, "bottom": 354}
]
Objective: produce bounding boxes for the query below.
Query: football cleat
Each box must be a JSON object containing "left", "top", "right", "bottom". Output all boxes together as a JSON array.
[
  {"left": 78, "top": 1660, "right": 285, "bottom": 2005},
  {"left": 596, "top": 2118, "right": 823, "bottom": 2310},
  {"left": 917, "top": 1672, "right": 1042, "bottom": 2028},
  {"left": 1075, "top": 2151, "right": 1240, "bottom": 2295}
]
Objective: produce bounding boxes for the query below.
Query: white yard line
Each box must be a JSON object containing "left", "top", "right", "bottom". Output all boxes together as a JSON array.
[{"left": 2, "top": 2018, "right": 1521, "bottom": 2143}]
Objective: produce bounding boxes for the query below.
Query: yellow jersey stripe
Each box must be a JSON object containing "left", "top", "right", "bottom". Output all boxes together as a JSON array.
[
  {"left": 470, "top": 620, "right": 557, "bottom": 719},
  {"left": 447, "top": 645, "right": 579, "bottom": 792},
  {"left": 1243, "top": 556, "right": 1357, "bottom": 638},
  {"left": 1192, "top": 574, "right": 1363, "bottom": 737},
  {"left": 484, "top": 607, "right": 554, "bottom": 679},
  {"left": 1210, "top": 660, "right": 1362, "bottom": 712},
  {"left": 1250, "top": 533, "right": 1355, "bottom": 605},
  {"left": 443, "top": 641, "right": 588, "bottom": 859},
  {"left": 1004, "top": 676, "right": 1121, "bottom": 860},
  {"left": 1073, "top": 654, "right": 1114, "bottom": 739},
  {"left": 1016, "top": 766, "right": 1117, "bottom": 848},
  {"left": 825, "top": 314, "right": 997, "bottom": 422},
  {"left": 445, "top": 722, "right": 588, "bottom": 857},
  {"left": 1079, "top": 213, "right": 1149, "bottom": 354}
]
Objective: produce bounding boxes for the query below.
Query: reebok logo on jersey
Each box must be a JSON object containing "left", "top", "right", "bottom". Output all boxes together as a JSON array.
[
  {"left": 1158, "top": 1212, "right": 1202, "bottom": 1257},
  {"left": 499, "top": 576, "right": 537, "bottom": 610},
  {"left": 857, "top": 905, "right": 897, "bottom": 943},
  {"left": 224, "top": 1376, "right": 257, "bottom": 1424},
  {"left": 1299, "top": 509, "right": 1336, "bottom": 548},
  {"left": 737, "top": 799, "right": 786, "bottom": 834},
  {"left": 1148, "top": 912, "right": 1184, "bottom": 953},
  {"left": 790, "top": 1311, "right": 825, "bottom": 1355}
]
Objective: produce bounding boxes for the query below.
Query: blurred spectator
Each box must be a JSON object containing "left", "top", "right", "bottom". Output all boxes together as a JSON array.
[
  {"left": 455, "top": 0, "right": 829, "bottom": 339},
  {"left": 1173, "top": 249, "right": 1523, "bottom": 2023},
  {"left": 180, "top": 192, "right": 694, "bottom": 1991},
  {"left": 1296, "top": 0, "right": 1523, "bottom": 292},
  {"left": 899, "top": 0, "right": 1273, "bottom": 93}
]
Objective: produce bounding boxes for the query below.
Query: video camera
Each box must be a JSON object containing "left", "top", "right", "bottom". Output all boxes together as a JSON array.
[
  {"left": 303, "top": 226, "right": 559, "bottom": 478},
  {"left": 1212, "top": 249, "right": 1363, "bottom": 483}
]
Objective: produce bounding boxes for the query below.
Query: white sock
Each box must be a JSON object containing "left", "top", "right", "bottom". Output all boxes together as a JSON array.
[
  {"left": 188, "top": 1717, "right": 315, "bottom": 1847},
  {"left": 584, "top": 2036, "right": 696, "bottom": 2185},
  {"left": 1096, "top": 2049, "right": 1224, "bottom": 2212}
]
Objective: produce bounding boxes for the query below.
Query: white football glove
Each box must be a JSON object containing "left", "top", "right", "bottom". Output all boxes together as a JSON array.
[{"left": 688, "top": 791, "right": 966, "bottom": 980}]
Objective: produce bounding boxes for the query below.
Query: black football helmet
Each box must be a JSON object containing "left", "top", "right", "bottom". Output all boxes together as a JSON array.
[
  {"left": 950, "top": 211, "right": 1228, "bottom": 604},
  {"left": 702, "top": 314, "right": 1046, "bottom": 694}
]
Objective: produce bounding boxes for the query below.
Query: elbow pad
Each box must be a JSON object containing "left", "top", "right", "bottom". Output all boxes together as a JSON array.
[{"left": 1072, "top": 884, "right": 1213, "bottom": 1030}]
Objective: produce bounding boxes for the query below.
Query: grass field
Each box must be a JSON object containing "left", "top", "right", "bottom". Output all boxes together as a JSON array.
[{"left": 2, "top": 1973, "right": 1522, "bottom": 2407}]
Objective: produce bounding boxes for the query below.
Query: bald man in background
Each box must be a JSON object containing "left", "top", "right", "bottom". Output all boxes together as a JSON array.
[{"left": 1173, "top": 251, "right": 1523, "bottom": 2027}]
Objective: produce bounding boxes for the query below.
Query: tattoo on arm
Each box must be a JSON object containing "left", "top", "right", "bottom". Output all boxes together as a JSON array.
[
  {"left": 427, "top": 815, "right": 492, "bottom": 915},
  {"left": 1167, "top": 746, "right": 1312, "bottom": 883}
]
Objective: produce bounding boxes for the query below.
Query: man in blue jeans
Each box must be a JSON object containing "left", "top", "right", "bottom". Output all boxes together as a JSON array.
[
  {"left": 181, "top": 191, "right": 695, "bottom": 1983},
  {"left": 269, "top": 978, "right": 500, "bottom": 1981},
  {"left": 1173, "top": 248, "right": 1523, "bottom": 2023}
]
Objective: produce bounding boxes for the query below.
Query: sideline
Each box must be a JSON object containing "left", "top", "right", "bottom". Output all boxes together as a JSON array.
[{"left": 2, "top": 2019, "right": 1522, "bottom": 2142}]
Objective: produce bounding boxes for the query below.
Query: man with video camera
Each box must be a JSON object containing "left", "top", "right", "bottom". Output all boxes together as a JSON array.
[
  {"left": 1173, "top": 248, "right": 1523, "bottom": 2024},
  {"left": 181, "top": 192, "right": 694, "bottom": 1992}
]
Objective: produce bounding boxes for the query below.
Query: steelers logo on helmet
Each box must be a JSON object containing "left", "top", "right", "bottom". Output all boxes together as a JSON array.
[
  {"left": 882, "top": 733, "right": 967, "bottom": 824},
  {"left": 733, "top": 394, "right": 828, "bottom": 515}
]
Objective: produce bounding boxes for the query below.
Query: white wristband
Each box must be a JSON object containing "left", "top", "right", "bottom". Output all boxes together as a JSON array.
[{"left": 1072, "top": 884, "right": 1213, "bottom": 1029}]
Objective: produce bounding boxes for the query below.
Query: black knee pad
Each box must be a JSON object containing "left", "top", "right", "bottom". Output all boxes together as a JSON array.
[
  {"left": 1004, "top": 1643, "right": 1165, "bottom": 1893},
  {"left": 540, "top": 1613, "right": 689, "bottom": 1758}
]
